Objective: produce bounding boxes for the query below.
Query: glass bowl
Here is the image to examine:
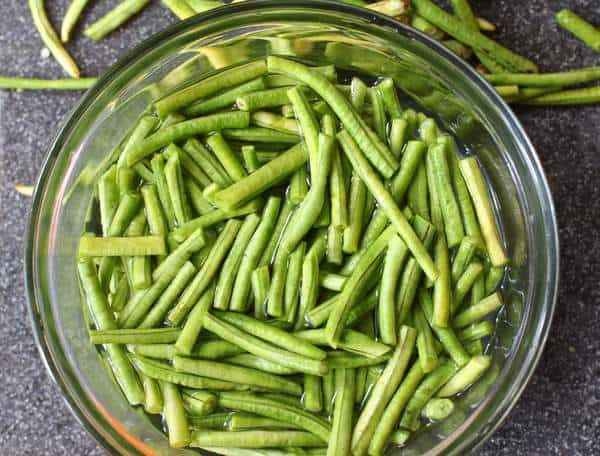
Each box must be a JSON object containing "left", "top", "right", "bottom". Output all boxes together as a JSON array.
[{"left": 25, "top": 1, "right": 559, "bottom": 454}]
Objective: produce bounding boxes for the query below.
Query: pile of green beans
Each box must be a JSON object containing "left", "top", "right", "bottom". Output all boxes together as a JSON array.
[{"left": 78, "top": 57, "right": 508, "bottom": 454}]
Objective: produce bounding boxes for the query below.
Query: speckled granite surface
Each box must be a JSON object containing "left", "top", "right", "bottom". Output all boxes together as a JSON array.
[{"left": 0, "top": 0, "right": 598, "bottom": 454}]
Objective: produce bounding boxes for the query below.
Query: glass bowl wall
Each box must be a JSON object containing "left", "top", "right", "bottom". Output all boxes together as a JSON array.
[{"left": 26, "top": 1, "right": 559, "bottom": 454}]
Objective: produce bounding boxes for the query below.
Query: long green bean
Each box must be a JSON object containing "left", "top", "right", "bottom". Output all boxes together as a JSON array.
[
  {"left": 218, "top": 392, "right": 331, "bottom": 441},
  {"left": 84, "top": 0, "right": 151, "bottom": 41},
  {"left": 327, "top": 368, "right": 355, "bottom": 456},
  {"left": 351, "top": 326, "right": 417, "bottom": 455},
  {"left": 183, "top": 78, "right": 267, "bottom": 117},
  {"left": 127, "top": 112, "right": 250, "bottom": 165},
  {"left": 168, "top": 219, "right": 242, "bottom": 325},
  {"left": 437, "top": 355, "right": 491, "bottom": 397},
  {"left": 161, "top": 381, "right": 191, "bottom": 448},
  {"left": 29, "top": 0, "right": 80, "bottom": 78},
  {"left": 174, "top": 284, "right": 216, "bottom": 354},
  {"left": 155, "top": 60, "right": 268, "bottom": 116},
  {"left": 173, "top": 357, "right": 302, "bottom": 396},
  {"left": 0, "top": 76, "right": 96, "bottom": 90},
  {"left": 453, "top": 292, "right": 503, "bottom": 328},
  {"left": 556, "top": 9, "right": 600, "bottom": 53},
  {"left": 190, "top": 430, "right": 325, "bottom": 448},
  {"left": 337, "top": 130, "right": 438, "bottom": 282},
  {"left": 202, "top": 314, "right": 328, "bottom": 376}
]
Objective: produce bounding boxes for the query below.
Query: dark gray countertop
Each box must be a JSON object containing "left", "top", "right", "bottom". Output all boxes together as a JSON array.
[{"left": 1, "top": 0, "right": 598, "bottom": 454}]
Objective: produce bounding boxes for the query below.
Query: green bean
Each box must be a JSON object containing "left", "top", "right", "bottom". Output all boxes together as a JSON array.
[
  {"left": 225, "top": 354, "right": 299, "bottom": 375},
  {"left": 287, "top": 86, "right": 320, "bottom": 164},
  {"left": 368, "top": 361, "right": 424, "bottom": 455},
  {"left": 214, "top": 311, "right": 326, "bottom": 360},
  {"left": 556, "top": 9, "right": 600, "bottom": 53},
  {"left": 79, "top": 235, "right": 166, "bottom": 258},
  {"left": 342, "top": 173, "right": 367, "bottom": 253},
  {"left": 412, "top": 13, "right": 445, "bottom": 39},
  {"left": 377, "top": 78, "right": 402, "bottom": 118},
  {"left": 317, "top": 272, "right": 344, "bottom": 292},
  {"left": 431, "top": 234, "right": 452, "bottom": 327},
  {"left": 303, "top": 375, "right": 323, "bottom": 413},
  {"left": 0, "top": 76, "right": 94, "bottom": 90},
  {"left": 418, "top": 289, "right": 470, "bottom": 367},
  {"left": 155, "top": 60, "right": 268, "bottom": 116},
  {"left": 237, "top": 87, "right": 300, "bottom": 111},
  {"left": 214, "top": 144, "right": 307, "bottom": 211},
  {"left": 60, "top": 0, "right": 90, "bottom": 42},
  {"left": 295, "top": 329, "right": 390, "bottom": 359},
  {"left": 184, "top": 179, "right": 212, "bottom": 216},
  {"left": 191, "top": 430, "right": 325, "bottom": 449},
  {"left": 428, "top": 143, "right": 465, "bottom": 247},
  {"left": 493, "top": 85, "right": 519, "bottom": 98},
  {"left": 443, "top": 39, "right": 474, "bottom": 59},
  {"left": 457, "top": 321, "right": 494, "bottom": 343},
  {"left": 327, "top": 351, "right": 390, "bottom": 369},
  {"left": 415, "top": 305, "right": 440, "bottom": 374},
  {"left": 230, "top": 198, "right": 281, "bottom": 312},
  {"left": 168, "top": 220, "right": 242, "bottom": 325},
  {"left": 227, "top": 413, "right": 297, "bottom": 431},
  {"left": 161, "top": 381, "right": 191, "bottom": 448},
  {"left": 214, "top": 214, "right": 261, "bottom": 310},
  {"left": 451, "top": 236, "right": 478, "bottom": 284},
  {"left": 296, "top": 251, "right": 320, "bottom": 330},
  {"left": 222, "top": 128, "right": 300, "bottom": 144},
  {"left": 351, "top": 326, "right": 417, "bottom": 455},
  {"left": 217, "top": 392, "right": 330, "bottom": 441},
  {"left": 98, "top": 167, "right": 119, "bottom": 236},
  {"left": 153, "top": 227, "right": 205, "bottom": 280},
  {"left": 345, "top": 287, "right": 379, "bottom": 327},
  {"left": 110, "top": 274, "right": 129, "bottom": 311},
  {"left": 486, "top": 265, "right": 505, "bottom": 294},
  {"left": 183, "top": 78, "right": 267, "bottom": 117},
  {"left": 459, "top": 157, "right": 507, "bottom": 266},
  {"left": 203, "top": 314, "right": 328, "bottom": 376},
  {"left": 369, "top": 87, "right": 387, "bottom": 141},
  {"left": 327, "top": 368, "right": 355, "bottom": 456},
  {"left": 141, "top": 185, "right": 168, "bottom": 239},
  {"left": 268, "top": 135, "right": 333, "bottom": 317},
  {"left": 127, "top": 112, "right": 250, "bottom": 165},
  {"left": 422, "top": 397, "right": 454, "bottom": 421},
  {"left": 84, "top": 0, "right": 150, "bottom": 41},
  {"left": 184, "top": 138, "right": 232, "bottom": 187},
  {"left": 259, "top": 198, "right": 295, "bottom": 267},
  {"left": 182, "top": 389, "right": 217, "bottom": 416},
  {"left": 407, "top": 163, "right": 429, "bottom": 221},
  {"left": 162, "top": 0, "right": 195, "bottom": 19},
  {"left": 437, "top": 355, "right": 491, "bottom": 397},
  {"left": 504, "top": 86, "right": 564, "bottom": 103},
  {"left": 174, "top": 356, "right": 302, "bottom": 396},
  {"left": 139, "top": 372, "right": 163, "bottom": 414},
  {"left": 107, "top": 192, "right": 143, "bottom": 236},
  {"left": 252, "top": 111, "right": 301, "bottom": 135},
  {"left": 207, "top": 132, "right": 248, "bottom": 182},
  {"left": 268, "top": 57, "right": 399, "bottom": 178},
  {"left": 321, "top": 371, "right": 335, "bottom": 416},
  {"left": 260, "top": 393, "right": 301, "bottom": 408},
  {"left": 350, "top": 77, "right": 368, "bottom": 111},
  {"left": 90, "top": 328, "right": 180, "bottom": 345},
  {"left": 189, "top": 413, "right": 230, "bottom": 430},
  {"left": 150, "top": 154, "right": 177, "bottom": 230},
  {"left": 353, "top": 366, "right": 366, "bottom": 405},
  {"left": 388, "top": 118, "right": 408, "bottom": 158},
  {"left": 412, "top": 0, "right": 537, "bottom": 73},
  {"left": 251, "top": 266, "right": 271, "bottom": 320},
  {"left": 289, "top": 168, "right": 309, "bottom": 204},
  {"left": 326, "top": 226, "right": 344, "bottom": 265},
  {"left": 399, "top": 358, "right": 458, "bottom": 431},
  {"left": 139, "top": 261, "right": 196, "bottom": 328},
  {"left": 326, "top": 226, "right": 394, "bottom": 346},
  {"left": 175, "top": 284, "right": 216, "bottom": 354},
  {"left": 453, "top": 261, "right": 484, "bottom": 312},
  {"left": 470, "top": 275, "right": 485, "bottom": 307},
  {"left": 285, "top": 242, "right": 306, "bottom": 323},
  {"left": 131, "top": 355, "right": 242, "bottom": 390},
  {"left": 78, "top": 259, "right": 144, "bottom": 404},
  {"left": 129, "top": 339, "right": 245, "bottom": 360},
  {"left": 29, "top": 0, "right": 80, "bottom": 77},
  {"left": 241, "top": 145, "right": 260, "bottom": 173},
  {"left": 453, "top": 292, "right": 503, "bottom": 328},
  {"left": 337, "top": 130, "right": 437, "bottom": 281},
  {"left": 378, "top": 235, "right": 409, "bottom": 345},
  {"left": 464, "top": 338, "right": 483, "bottom": 355},
  {"left": 265, "top": 65, "right": 338, "bottom": 87}
]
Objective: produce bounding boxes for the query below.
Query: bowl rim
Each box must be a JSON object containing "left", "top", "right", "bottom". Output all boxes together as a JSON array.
[{"left": 25, "top": 0, "right": 560, "bottom": 454}]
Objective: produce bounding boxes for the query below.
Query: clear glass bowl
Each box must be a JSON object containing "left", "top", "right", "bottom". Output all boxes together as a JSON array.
[{"left": 25, "top": 1, "right": 559, "bottom": 454}]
